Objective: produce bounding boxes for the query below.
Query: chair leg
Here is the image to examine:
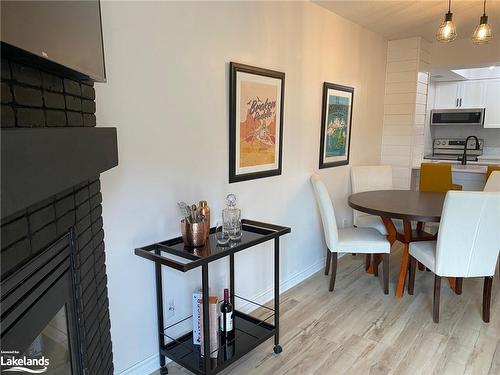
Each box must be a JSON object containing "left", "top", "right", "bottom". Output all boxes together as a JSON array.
[
  {"left": 373, "top": 254, "right": 380, "bottom": 277},
  {"left": 408, "top": 256, "right": 416, "bottom": 295},
  {"left": 417, "top": 221, "right": 424, "bottom": 231},
  {"left": 383, "top": 253, "right": 389, "bottom": 295},
  {"left": 455, "top": 277, "right": 463, "bottom": 295},
  {"left": 483, "top": 276, "right": 493, "bottom": 323},
  {"left": 325, "top": 249, "right": 331, "bottom": 276},
  {"left": 329, "top": 252, "right": 338, "bottom": 292},
  {"left": 433, "top": 275, "right": 441, "bottom": 323},
  {"left": 365, "top": 254, "right": 371, "bottom": 271}
]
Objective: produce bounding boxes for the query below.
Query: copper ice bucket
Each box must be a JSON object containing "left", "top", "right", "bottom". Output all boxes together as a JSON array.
[{"left": 181, "top": 219, "right": 207, "bottom": 247}]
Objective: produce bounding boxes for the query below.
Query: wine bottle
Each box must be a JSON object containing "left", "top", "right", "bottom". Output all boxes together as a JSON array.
[{"left": 220, "top": 288, "right": 234, "bottom": 340}]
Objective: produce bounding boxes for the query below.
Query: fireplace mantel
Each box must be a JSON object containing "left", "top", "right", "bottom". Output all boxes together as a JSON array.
[{"left": 1, "top": 127, "right": 118, "bottom": 218}]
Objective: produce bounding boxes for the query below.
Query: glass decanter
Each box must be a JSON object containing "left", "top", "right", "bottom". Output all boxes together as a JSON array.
[{"left": 222, "top": 194, "right": 241, "bottom": 241}]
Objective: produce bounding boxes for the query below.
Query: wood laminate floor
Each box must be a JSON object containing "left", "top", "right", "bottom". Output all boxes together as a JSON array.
[{"left": 152, "top": 243, "right": 500, "bottom": 375}]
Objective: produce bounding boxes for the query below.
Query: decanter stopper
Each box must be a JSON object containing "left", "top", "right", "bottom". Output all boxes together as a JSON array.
[{"left": 226, "top": 194, "right": 237, "bottom": 207}]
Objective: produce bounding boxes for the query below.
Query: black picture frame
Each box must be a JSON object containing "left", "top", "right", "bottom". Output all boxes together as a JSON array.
[
  {"left": 319, "top": 82, "right": 354, "bottom": 169},
  {"left": 229, "top": 62, "right": 285, "bottom": 183}
]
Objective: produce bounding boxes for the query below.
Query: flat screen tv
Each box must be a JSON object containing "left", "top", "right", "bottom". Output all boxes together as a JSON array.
[{"left": 1, "top": 0, "right": 106, "bottom": 82}]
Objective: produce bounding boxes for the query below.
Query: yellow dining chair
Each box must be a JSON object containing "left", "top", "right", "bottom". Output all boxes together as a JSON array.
[
  {"left": 486, "top": 165, "right": 500, "bottom": 180},
  {"left": 419, "top": 163, "right": 462, "bottom": 192}
]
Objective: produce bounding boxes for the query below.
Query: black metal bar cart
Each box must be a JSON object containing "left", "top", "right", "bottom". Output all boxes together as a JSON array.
[{"left": 135, "top": 219, "right": 291, "bottom": 375}]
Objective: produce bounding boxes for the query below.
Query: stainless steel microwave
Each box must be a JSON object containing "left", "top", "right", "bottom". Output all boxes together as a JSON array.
[{"left": 430, "top": 108, "right": 485, "bottom": 126}]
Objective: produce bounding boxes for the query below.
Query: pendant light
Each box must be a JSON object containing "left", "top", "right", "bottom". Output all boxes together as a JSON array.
[
  {"left": 472, "top": 0, "right": 492, "bottom": 44},
  {"left": 436, "top": 0, "right": 457, "bottom": 42}
]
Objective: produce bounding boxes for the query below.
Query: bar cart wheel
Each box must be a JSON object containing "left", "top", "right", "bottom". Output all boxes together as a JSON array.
[
  {"left": 273, "top": 345, "right": 283, "bottom": 354},
  {"left": 160, "top": 366, "right": 168, "bottom": 375}
]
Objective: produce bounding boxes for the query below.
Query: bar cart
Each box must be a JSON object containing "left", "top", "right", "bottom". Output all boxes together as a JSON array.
[{"left": 135, "top": 219, "right": 291, "bottom": 375}]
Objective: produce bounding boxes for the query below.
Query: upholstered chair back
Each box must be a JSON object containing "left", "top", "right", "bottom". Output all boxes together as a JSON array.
[
  {"left": 350, "top": 165, "right": 393, "bottom": 225},
  {"left": 435, "top": 191, "right": 500, "bottom": 277},
  {"left": 486, "top": 165, "right": 500, "bottom": 180},
  {"left": 484, "top": 171, "right": 500, "bottom": 192},
  {"left": 310, "top": 174, "right": 339, "bottom": 251},
  {"left": 419, "top": 163, "right": 453, "bottom": 193}
]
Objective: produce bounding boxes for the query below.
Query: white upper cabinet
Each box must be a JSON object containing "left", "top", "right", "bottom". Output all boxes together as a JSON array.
[
  {"left": 434, "top": 80, "right": 487, "bottom": 108},
  {"left": 484, "top": 79, "right": 500, "bottom": 128},
  {"left": 460, "top": 80, "right": 486, "bottom": 107},
  {"left": 434, "top": 81, "right": 461, "bottom": 108}
]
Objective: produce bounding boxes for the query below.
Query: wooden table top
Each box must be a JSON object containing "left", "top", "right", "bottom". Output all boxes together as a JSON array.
[{"left": 348, "top": 190, "right": 446, "bottom": 222}]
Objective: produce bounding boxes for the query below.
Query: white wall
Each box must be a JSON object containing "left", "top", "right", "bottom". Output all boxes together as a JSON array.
[{"left": 95, "top": 2, "right": 387, "bottom": 373}]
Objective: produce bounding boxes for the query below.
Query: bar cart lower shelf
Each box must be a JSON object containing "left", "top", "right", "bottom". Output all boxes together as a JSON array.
[
  {"left": 162, "top": 311, "right": 276, "bottom": 375},
  {"left": 135, "top": 219, "right": 291, "bottom": 375}
]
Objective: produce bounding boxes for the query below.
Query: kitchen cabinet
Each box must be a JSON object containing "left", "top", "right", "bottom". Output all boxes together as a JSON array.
[
  {"left": 434, "top": 81, "right": 461, "bottom": 108},
  {"left": 434, "top": 80, "right": 486, "bottom": 108},
  {"left": 484, "top": 79, "right": 500, "bottom": 128},
  {"left": 460, "top": 80, "right": 486, "bottom": 107}
]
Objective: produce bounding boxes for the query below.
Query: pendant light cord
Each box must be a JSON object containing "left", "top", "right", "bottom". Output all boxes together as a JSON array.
[
  {"left": 448, "top": 0, "right": 452, "bottom": 13},
  {"left": 483, "top": 0, "right": 487, "bottom": 16}
]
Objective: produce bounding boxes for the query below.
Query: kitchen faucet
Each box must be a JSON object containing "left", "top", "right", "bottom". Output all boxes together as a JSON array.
[{"left": 460, "top": 136, "right": 480, "bottom": 165}]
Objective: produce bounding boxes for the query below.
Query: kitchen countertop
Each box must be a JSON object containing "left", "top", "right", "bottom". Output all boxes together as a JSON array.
[{"left": 414, "top": 157, "right": 500, "bottom": 174}]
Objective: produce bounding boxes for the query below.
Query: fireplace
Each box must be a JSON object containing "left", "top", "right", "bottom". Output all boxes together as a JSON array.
[
  {"left": 1, "top": 46, "right": 117, "bottom": 374},
  {"left": 2, "top": 232, "right": 81, "bottom": 374}
]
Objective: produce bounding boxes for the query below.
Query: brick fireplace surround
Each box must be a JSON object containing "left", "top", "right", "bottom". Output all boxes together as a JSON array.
[{"left": 1, "top": 57, "right": 114, "bottom": 374}]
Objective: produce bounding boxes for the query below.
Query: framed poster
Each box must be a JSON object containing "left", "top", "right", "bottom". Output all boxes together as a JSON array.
[
  {"left": 229, "top": 62, "right": 285, "bottom": 183},
  {"left": 319, "top": 82, "right": 354, "bottom": 169}
]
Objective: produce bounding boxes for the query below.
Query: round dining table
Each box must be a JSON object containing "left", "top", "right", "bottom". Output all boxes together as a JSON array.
[{"left": 348, "top": 190, "right": 446, "bottom": 298}]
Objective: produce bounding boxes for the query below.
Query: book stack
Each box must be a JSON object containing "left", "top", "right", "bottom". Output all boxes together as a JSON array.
[{"left": 192, "top": 291, "right": 219, "bottom": 358}]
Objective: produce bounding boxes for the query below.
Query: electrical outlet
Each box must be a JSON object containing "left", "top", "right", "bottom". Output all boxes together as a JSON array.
[
  {"left": 167, "top": 299, "right": 175, "bottom": 319},
  {"left": 342, "top": 218, "right": 348, "bottom": 228}
]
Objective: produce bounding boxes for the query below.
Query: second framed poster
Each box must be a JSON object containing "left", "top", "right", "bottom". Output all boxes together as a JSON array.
[
  {"left": 319, "top": 82, "right": 354, "bottom": 169},
  {"left": 229, "top": 62, "right": 285, "bottom": 183}
]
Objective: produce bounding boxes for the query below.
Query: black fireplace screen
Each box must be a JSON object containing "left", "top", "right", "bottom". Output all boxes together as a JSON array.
[{"left": 1, "top": 232, "right": 82, "bottom": 374}]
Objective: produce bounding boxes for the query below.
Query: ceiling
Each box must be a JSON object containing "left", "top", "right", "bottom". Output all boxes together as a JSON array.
[
  {"left": 315, "top": 1, "right": 500, "bottom": 41},
  {"left": 430, "top": 65, "right": 500, "bottom": 80},
  {"left": 452, "top": 65, "right": 500, "bottom": 78}
]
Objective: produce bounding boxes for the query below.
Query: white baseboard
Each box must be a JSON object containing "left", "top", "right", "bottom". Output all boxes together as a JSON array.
[
  {"left": 118, "top": 255, "right": 328, "bottom": 375},
  {"left": 119, "top": 352, "right": 160, "bottom": 375}
]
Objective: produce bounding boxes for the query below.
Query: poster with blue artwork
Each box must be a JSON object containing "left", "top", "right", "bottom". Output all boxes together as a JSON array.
[{"left": 319, "top": 82, "right": 354, "bottom": 168}]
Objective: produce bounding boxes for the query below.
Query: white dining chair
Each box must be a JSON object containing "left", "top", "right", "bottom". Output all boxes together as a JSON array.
[
  {"left": 351, "top": 165, "right": 404, "bottom": 273},
  {"left": 350, "top": 165, "right": 404, "bottom": 236},
  {"left": 408, "top": 191, "right": 500, "bottom": 323},
  {"left": 484, "top": 171, "right": 500, "bottom": 277},
  {"left": 484, "top": 171, "right": 500, "bottom": 192},
  {"left": 310, "top": 174, "right": 391, "bottom": 293}
]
